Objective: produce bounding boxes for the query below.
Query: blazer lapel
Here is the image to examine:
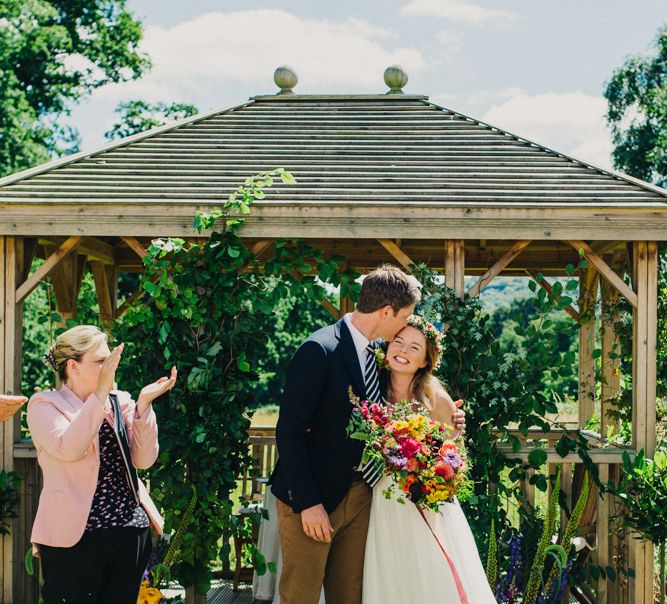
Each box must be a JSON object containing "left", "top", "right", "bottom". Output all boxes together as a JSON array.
[{"left": 336, "top": 318, "right": 367, "bottom": 398}]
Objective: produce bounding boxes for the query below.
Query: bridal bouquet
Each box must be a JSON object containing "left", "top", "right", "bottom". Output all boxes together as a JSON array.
[{"left": 347, "top": 389, "right": 470, "bottom": 512}]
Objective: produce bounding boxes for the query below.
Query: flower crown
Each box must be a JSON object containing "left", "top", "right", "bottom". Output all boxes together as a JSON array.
[{"left": 406, "top": 314, "right": 445, "bottom": 370}]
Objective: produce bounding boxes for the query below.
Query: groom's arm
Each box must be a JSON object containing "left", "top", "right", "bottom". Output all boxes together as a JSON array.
[{"left": 276, "top": 339, "right": 327, "bottom": 513}]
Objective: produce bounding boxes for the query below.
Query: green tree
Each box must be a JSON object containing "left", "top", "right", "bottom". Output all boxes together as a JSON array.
[
  {"left": 604, "top": 24, "right": 667, "bottom": 186},
  {"left": 104, "top": 100, "right": 199, "bottom": 140},
  {"left": 604, "top": 24, "right": 667, "bottom": 438},
  {"left": 0, "top": 0, "right": 150, "bottom": 175}
]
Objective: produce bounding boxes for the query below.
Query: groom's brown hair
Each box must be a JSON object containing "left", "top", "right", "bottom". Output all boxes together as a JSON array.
[{"left": 356, "top": 264, "right": 421, "bottom": 313}]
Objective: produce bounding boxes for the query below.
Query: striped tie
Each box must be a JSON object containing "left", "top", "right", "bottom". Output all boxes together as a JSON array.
[
  {"left": 364, "top": 342, "right": 381, "bottom": 403},
  {"left": 361, "top": 342, "right": 384, "bottom": 488}
]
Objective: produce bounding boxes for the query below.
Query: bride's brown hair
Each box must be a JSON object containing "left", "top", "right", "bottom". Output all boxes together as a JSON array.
[{"left": 387, "top": 329, "right": 443, "bottom": 412}]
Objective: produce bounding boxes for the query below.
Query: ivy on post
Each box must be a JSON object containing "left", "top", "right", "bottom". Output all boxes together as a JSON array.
[{"left": 113, "top": 169, "right": 360, "bottom": 596}]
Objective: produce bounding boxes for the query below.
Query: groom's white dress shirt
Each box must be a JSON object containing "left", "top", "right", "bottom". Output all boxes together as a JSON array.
[{"left": 343, "top": 313, "right": 371, "bottom": 372}]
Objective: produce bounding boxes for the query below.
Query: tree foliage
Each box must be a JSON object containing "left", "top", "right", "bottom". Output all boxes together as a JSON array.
[
  {"left": 0, "top": 0, "right": 149, "bottom": 175},
  {"left": 604, "top": 24, "right": 667, "bottom": 186},
  {"left": 104, "top": 100, "right": 199, "bottom": 140}
]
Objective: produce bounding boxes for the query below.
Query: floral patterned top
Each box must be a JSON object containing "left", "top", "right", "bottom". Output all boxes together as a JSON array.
[{"left": 85, "top": 418, "right": 149, "bottom": 531}]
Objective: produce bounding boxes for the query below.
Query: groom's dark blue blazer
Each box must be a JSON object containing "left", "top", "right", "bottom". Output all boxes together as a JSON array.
[{"left": 271, "top": 317, "right": 385, "bottom": 514}]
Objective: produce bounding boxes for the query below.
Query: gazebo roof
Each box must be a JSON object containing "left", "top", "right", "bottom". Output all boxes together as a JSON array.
[
  {"left": 1, "top": 93, "right": 666, "bottom": 208},
  {"left": 1, "top": 79, "right": 667, "bottom": 245}
]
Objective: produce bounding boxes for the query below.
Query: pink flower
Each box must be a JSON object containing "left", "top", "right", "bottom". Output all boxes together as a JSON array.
[{"left": 400, "top": 438, "right": 421, "bottom": 458}]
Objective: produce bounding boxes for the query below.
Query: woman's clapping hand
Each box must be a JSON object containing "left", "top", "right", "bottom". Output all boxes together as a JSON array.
[{"left": 136, "top": 366, "right": 177, "bottom": 416}]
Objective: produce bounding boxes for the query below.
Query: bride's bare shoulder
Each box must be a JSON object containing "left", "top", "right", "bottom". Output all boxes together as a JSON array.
[{"left": 430, "top": 388, "right": 455, "bottom": 425}]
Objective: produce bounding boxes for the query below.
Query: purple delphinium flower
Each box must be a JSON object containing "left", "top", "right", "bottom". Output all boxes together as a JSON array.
[{"left": 495, "top": 531, "right": 523, "bottom": 603}]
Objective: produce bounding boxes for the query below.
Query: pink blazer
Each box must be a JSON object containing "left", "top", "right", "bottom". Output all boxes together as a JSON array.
[{"left": 27, "top": 385, "right": 164, "bottom": 553}]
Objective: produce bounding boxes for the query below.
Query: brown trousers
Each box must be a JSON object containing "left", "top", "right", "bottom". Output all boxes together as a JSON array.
[{"left": 276, "top": 479, "right": 372, "bottom": 604}]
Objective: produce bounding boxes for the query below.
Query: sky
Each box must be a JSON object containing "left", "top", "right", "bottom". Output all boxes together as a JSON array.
[{"left": 68, "top": 1, "right": 667, "bottom": 171}]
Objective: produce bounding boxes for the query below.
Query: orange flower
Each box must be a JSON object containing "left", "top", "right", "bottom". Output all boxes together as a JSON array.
[{"left": 402, "top": 474, "right": 418, "bottom": 494}]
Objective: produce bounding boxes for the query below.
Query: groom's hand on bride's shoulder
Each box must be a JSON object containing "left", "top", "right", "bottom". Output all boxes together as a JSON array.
[
  {"left": 301, "top": 504, "right": 334, "bottom": 543},
  {"left": 453, "top": 400, "right": 466, "bottom": 434}
]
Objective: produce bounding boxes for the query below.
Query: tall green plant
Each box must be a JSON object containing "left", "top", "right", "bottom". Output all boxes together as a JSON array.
[
  {"left": 524, "top": 471, "right": 561, "bottom": 602},
  {"left": 113, "top": 169, "right": 360, "bottom": 593}
]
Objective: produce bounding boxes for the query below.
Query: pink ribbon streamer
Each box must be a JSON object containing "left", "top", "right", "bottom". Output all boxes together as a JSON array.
[{"left": 417, "top": 506, "right": 470, "bottom": 604}]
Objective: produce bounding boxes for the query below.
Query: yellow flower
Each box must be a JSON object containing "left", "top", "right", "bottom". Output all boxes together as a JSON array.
[{"left": 137, "top": 581, "right": 164, "bottom": 604}]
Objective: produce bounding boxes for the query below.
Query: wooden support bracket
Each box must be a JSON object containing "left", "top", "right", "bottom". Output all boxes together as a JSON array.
[
  {"left": 525, "top": 270, "right": 580, "bottom": 322},
  {"left": 16, "top": 236, "right": 82, "bottom": 303},
  {"left": 377, "top": 239, "right": 414, "bottom": 269},
  {"left": 567, "top": 240, "right": 637, "bottom": 308},
  {"left": 468, "top": 240, "right": 532, "bottom": 298},
  {"left": 121, "top": 236, "right": 148, "bottom": 260}
]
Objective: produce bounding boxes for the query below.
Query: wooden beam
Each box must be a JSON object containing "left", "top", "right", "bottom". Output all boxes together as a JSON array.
[
  {"left": 578, "top": 266, "right": 599, "bottom": 427},
  {"left": 445, "top": 240, "right": 466, "bottom": 298},
  {"left": 250, "top": 240, "right": 272, "bottom": 258},
  {"left": 596, "top": 464, "right": 611, "bottom": 602},
  {"left": 116, "top": 288, "right": 143, "bottom": 318},
  {"left": 16, "top": 236, "right": 82, "bottom": 303},
  {"left": 120, "top": 236, "right": 148, "bottom": 260},
  {"left": 467, "top": 240, "right": 532, "bottom": 298},
  {"left": 629, "top": 241, "right": 657, "bottom": 604},
  {"left": 1, "top": 236, "right": 25, "bottom": 602},
  {"left": 567, "top": 240, "right": 637, "bottom": 308},
  {"left": 40, "top": 236, "right": 114, "bottom": 264},
  {"left": 600, "top": 249, "right": 625, "bottom": 438},
  {"left": 319, "top": 298, "right": 340, "bottom": 320},
  {"left": 377, "top": 239, "right": 414, "bottom": 269},
  {"left": 90, "top": 261, "right": 114, "bottom": 324},
  {"left": 525, "top": 270, "right": 580, "bottom": 322}
]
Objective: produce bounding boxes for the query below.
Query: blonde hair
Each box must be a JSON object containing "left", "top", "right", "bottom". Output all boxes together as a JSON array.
[{"left": 50, "top": 325, "right": 108, "bottom": 381}]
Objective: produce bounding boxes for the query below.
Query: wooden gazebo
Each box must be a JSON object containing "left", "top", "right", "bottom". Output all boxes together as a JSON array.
[{"left": 0, "top": 66, "right": 665, "bottom": 603}]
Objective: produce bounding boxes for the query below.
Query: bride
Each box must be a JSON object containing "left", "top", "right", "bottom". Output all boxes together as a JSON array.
[{"left": 362, "top": 315, "right": 497, "bottom": 604}]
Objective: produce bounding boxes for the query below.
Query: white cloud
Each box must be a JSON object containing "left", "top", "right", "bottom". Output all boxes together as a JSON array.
[
  {"left": 92, "top": 9, "right": 427, "bottom": 103},
  {"left": 480, "top": 90, "right": 614, "bottom": 169},
  {"left": 401, "top": 0, "right": 519, "bottom": 25}
]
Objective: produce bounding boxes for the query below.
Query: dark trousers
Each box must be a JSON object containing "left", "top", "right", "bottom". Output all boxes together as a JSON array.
[{"left": 40, "top": 526, "right": 152, "bottom": 604}]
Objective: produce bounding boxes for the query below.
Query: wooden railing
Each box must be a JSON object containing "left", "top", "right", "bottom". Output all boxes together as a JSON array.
[{"left": 12, "top": 426, "right": 635, "bottom": 603}]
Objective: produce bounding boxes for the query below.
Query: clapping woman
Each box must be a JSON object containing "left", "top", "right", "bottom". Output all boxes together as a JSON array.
[{"left": 27, "top": 325, "right": 176, "bottom": 604}]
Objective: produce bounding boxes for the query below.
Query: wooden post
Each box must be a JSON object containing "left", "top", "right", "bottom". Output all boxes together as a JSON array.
[
  {"left": 596, "top": 464, "right": 611, "bottom": 602},
  {"left": 578, "top": 267, "right": 599, "bottom": 427},
  {"left": 600, "top": 252, "right": 623, "bottom": 438},
  {"left": 445, "top": 240, "right": 465, "bottom": 298},
  {"left": 0, "top": 236, "right": 25, "bottom": 603},
  {"left": 629, "top": 241, "right": 657, "bottom": 604}
]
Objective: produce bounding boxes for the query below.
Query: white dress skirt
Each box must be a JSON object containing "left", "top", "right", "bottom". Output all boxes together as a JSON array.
[{"left": 362, "top": 476, "right": 497, "bottom": 604}]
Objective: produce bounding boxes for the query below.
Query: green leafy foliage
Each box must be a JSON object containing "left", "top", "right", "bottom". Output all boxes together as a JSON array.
[
  {"left": 524, "top": 470, "right": 561, "bottom": 602},
  {"left": 113, "top": 170, "right": 359, "bottom": 593},
  {"left": 0, "top": 470, "right": 21, "bottom": 535},
  {"left": 411, "top": 262, "right": 589, "bottom": 537},
  {"left": 0, "top": 0, "right": 149, "bottom": 175},
  {"left": 104, "top": 101, "right": 199, "bottom": 140},
  {"left": 604, "top": 24, "right": 667, "bottom": 187}
]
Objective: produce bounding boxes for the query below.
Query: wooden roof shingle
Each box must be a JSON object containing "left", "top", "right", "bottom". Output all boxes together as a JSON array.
[{"left": 1, "top": 94, "right": 666, "bottom": 208}]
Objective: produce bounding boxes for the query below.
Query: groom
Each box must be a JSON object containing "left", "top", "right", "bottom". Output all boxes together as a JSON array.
[{"left": 271, "top": 264, "right": 465, "bottom": 603}]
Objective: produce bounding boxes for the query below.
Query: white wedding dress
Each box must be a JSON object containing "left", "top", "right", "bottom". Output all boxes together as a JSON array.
[{"left": 363, "top": 475, "right": 497, "bottom": 604}]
